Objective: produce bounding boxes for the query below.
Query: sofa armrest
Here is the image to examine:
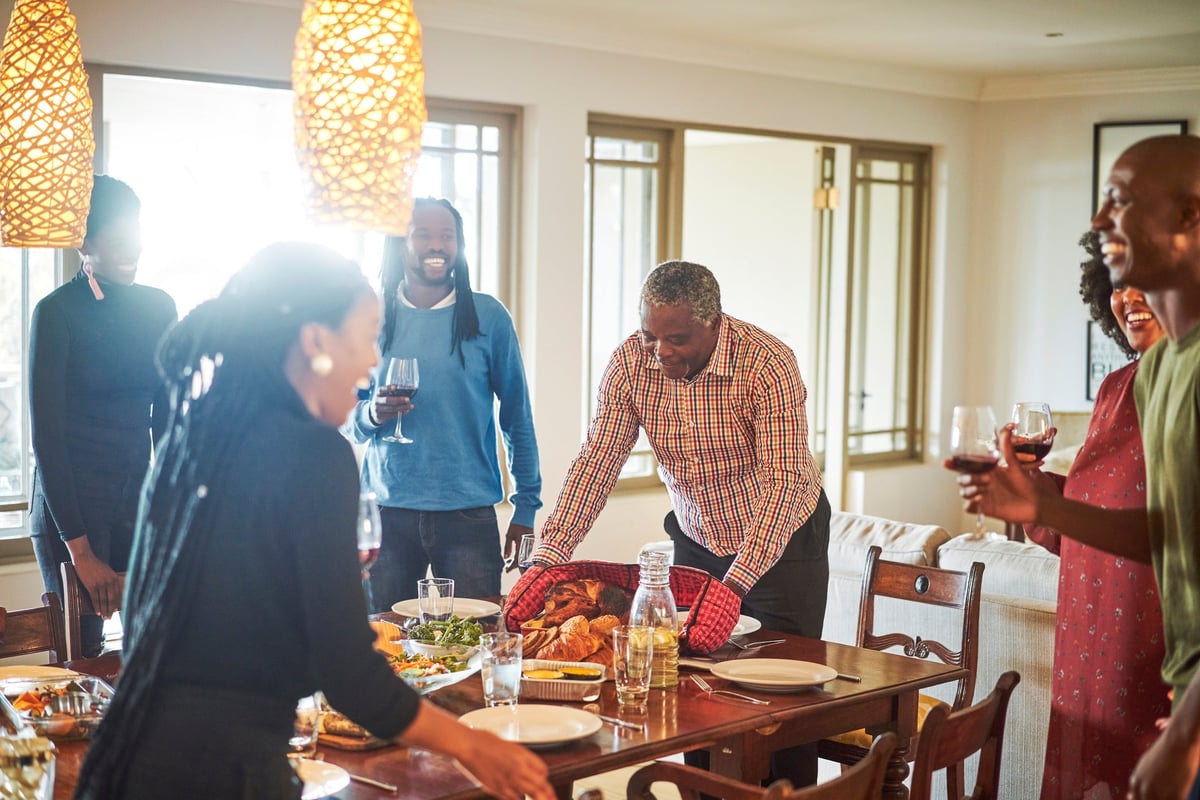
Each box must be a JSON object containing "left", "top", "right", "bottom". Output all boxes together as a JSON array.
[{"left": 829, "top": 511, "right": 951, "bottom": 574}]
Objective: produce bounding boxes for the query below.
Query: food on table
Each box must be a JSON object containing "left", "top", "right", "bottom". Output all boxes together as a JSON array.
[
  {"left": 541, "top": 579, "right": 631, "bottom": 626},
  {"left": 369, "top": 619, "right": 407, "bottom": 656},
  {"left": 386, "top": 652, "right": 471, "bottom": 679},
  {"left": 520, "top": 624, "right": 558, "bottom": 657},
  {"left": 559, "top": 666, "right": 603, "bottom": 680},
  {"left": 406, "top": 615, "right": 483, "bottom": 647},
  {"left": 531, "top": 614, "right": 615, "bottom": 668},
  {"left": 522, "top": 669, "right": 565, "bottom": 680},
  {"left": 3, "top": 678, "right": 111, "bottom": 740}
]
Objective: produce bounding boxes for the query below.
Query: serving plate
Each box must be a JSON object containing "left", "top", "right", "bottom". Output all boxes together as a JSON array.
[
  {"left": 459, "top": 704, "right": 602, "bottom": 748},
  {"left": 295, "top": 758, "right": 350, "bottom": 799},
  {"left": 402, "top": 639, "right": 481, "bottom": 661},
  {"left": 390, "top": 598, "right": 502, "bottom": 618},
  {"left": 709, "top": 658, "right": 837, "bottom": 692},
  {"left": 396, "top": 652, "right": 483, "bottom": 695}
]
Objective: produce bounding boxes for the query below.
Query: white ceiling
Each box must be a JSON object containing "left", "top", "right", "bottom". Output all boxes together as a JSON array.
[{"left": 242, "top": 0, "right": 1200, "bottom": 82}]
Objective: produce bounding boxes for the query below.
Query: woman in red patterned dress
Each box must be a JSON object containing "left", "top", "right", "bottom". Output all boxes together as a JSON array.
[{"left": 1025, "top": 232, "right": 1170, "bottom": 799}]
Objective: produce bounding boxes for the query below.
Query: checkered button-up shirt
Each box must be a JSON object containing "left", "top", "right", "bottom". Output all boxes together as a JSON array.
[{"left": 538, "top": 314, "right": 823, "bottom": 593}]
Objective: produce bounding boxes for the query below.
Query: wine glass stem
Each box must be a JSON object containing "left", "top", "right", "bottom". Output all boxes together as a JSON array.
[
  {"left": 362, "top": 571, "right": 374, "bottom": 611},
  {"left": 975, "top": 511, "right": 987, "bottom": 536},
  {"left": 394, "top": 417, "right": 403, "bottom": 439}
]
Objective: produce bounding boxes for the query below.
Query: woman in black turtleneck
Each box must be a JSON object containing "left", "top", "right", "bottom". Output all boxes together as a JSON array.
[{"left": 28, "top": 175, "right": 177, "bottom": 656}]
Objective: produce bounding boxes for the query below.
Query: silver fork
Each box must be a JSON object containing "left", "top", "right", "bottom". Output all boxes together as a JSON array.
[
  {"left": 690, "top": 673, "right": 770, "bottom": 705},
  {"left": 726, "top": 637, "right": 786, "bottom": 651}
]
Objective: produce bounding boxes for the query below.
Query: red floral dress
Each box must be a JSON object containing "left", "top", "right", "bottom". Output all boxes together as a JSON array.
[{"left": 1026, "top": 360, "right": 1169, "bottom": 800}]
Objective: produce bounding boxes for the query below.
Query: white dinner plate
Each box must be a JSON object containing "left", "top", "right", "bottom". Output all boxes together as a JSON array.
[
  {"left": 0, "top": 666, "right": 80, "bottom": 682},
  {"left": 295, "top": 758, "right": 350, "bottom": 799},
  {"left": 459, "top": 704, "right": 603, "bottom": 748},
  {"left": 709, "top": 658, "right": 837, "bottom": 692},
  {"left": 678, "top": 610, "right": 762, "bottom": 638},
  {"left": 390, "top": 598, "right": 503, "bottom": 618},
  {"left": 731, "top": 615, "right": 762, "bottom": 637},
  {"left": 398, "top": 652, "right": 483, "bottom": 695}
]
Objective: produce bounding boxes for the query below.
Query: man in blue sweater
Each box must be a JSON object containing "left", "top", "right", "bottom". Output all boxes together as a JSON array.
[{"left": 346, "top": 198, "right": 541, "bottom": 610}]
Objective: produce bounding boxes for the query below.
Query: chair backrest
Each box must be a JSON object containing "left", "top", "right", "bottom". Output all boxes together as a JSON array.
[
  {"left": 60, "top": 561, "right": 95, "bottom": 661},
  {"left": 909, "top": 671, "right": 1021, "bottom": 800},
  {"left": 626, "top": 733, "right": 897, "bottom": 800},
  {"left": 856, "top": 544, "right": 984, "bottom": 710},
  {"left": 0, "top": 594, "right": 68, "bottom": 664}
]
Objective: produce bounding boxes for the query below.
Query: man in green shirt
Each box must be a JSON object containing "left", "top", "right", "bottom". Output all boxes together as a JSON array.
[{"left": 951, "top": 134, "right": 1200, "bottom": 800}]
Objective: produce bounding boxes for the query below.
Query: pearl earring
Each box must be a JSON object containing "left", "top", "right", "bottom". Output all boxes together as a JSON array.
[{"left": 310, "top": 353, "right": 334, "bottom": 376}]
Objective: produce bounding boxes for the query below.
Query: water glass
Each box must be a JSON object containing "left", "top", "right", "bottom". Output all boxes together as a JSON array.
[
  {"left": 612, "top": 625, "right": 654, "bottom": 707},
  {"left": 417, "top": 577, "right": 454, "bottom": 623},
  {"left": 288, "top": 693, "right": 322, "bottom": 759},
  {"left": 480, "top": 632, "right": 523, "bottom": 707}
]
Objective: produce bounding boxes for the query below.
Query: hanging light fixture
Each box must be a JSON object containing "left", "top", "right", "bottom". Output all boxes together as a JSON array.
[
  {"left": 292, "top": 0, "right": 427, "bottom": 237},
  {"left": 0, "top": 0, "right": 94, "bottom": 248}
]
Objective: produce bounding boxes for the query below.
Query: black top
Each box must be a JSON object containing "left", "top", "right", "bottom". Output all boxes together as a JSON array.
[
  {"left": 29, "top": 272, "right": 177, "bottom": 546},
  {"left": 152, "top": 386, "right": 421, "bottom": 740}
]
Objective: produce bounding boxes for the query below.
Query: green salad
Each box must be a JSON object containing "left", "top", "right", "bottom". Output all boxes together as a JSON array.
[{"left": 407, "top": 615, "right": 483, "bottom": 647}]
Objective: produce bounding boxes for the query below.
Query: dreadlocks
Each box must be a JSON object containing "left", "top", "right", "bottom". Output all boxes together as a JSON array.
[
  {"left": 74, "top": 243, "right": 372, "bottom": 799},
  {"left": 379, "top": 197, "right": 481, "bottom": 365}
]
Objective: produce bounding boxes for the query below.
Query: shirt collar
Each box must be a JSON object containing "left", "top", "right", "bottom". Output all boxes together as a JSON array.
[
  {"left": 644, "top": 314, "right": 734, "bottom": 383},
  {"left": 398, "top": 281, "right": 456, "bottom": 310}
]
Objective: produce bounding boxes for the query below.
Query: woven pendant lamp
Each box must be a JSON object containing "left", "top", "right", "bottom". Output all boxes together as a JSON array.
[
  {"left": 292, "top": 0, "right": 427, "bottom": 237},
  {"left": 0, "top": 0, "right": 95, "bottom": 248}
]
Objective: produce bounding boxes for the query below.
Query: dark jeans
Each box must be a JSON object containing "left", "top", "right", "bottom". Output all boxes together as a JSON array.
[
  {"left": 668, "top": 489, "right": 831, "bottom": 788},
  {"left": 365, "top": 506, "right": 504, "bottom": 613}
]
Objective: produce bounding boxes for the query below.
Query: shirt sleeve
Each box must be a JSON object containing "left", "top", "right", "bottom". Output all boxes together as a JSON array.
[
  {"left": 341, "top": 369, "right": 382, "bottom": 443},
  {"left": 487, "top": 304, "right": 542, "bottom": 527},
  {"left": 537, "top": 344, "right": 642, "bottom": 563},
  {"left": 723, "top": 354, "right": 823, "bottom": 593},
  {"left": 293, "top": 432, "right": 420, "bottom": 739},
  {"left": 29, "top": 298, "right": 86, "bottom": 542}
]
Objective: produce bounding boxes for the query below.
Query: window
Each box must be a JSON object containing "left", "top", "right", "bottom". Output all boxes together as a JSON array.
[
  {"left": 846, "top": 148, "right": 928, "bottom": 461},
  {"left": 584, "top": 123, "right": 674, "bottom": 485},
  {"left": 94, "top": 68, "right": 517, "bottom": 313},
  {"left": 0, "top": 249, "right": 57, "bottom": 536}
]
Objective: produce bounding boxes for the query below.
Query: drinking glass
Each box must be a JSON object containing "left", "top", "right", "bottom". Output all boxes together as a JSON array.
[
  {"left": 480, "top": 632, "right": 523, "bottom": 707},
  {"left": 380, "top": 357, "right": 419, "bottom": 444},
  {"left": 287, "top": 693, "right": 322, "bottom": 760},
  {"left": 612, "top": 625, "right": 654, "bottom": 708},
  {"left": 517, "top": 534, "right": 537, "bottom": 571},
  {"left": 1010, "top": 402, "right": 1055, "bottom": 464},
  {"left": 949, "top": 405, "right": 1001, "bottom": 538},
  {"left": 417, "top": 577, "right": 454, "bottom": 624}
]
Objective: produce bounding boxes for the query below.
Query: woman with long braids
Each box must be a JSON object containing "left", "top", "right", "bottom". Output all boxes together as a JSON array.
[
  {"left": 346, "top": 197, "right": 541, "bottom": 610},
  {"left": 73, "top": 243, "right": 553, "bottom": 800}
]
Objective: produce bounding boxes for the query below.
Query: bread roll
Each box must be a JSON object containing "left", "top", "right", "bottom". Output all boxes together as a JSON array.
[{"left": 536, "top": 632, "right": 603, "bottom": 662}]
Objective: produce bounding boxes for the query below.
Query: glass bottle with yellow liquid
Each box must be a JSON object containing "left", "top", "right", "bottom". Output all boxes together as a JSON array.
[{"left": 629, "top": 550, "right": 679, "bottom": 689}]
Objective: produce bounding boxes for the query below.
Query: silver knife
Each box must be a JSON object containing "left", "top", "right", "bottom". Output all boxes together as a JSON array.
[{"left": 596, "top": 714, "right": 645, "bottom": 731}]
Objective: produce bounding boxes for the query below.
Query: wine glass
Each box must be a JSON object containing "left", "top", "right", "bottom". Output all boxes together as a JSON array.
[
  {"left": 517, "top": 534, "right": 537, "bottom": 572},
  {"left": 357, "top": 492, "right": 383, "bottom": 607},
  {"left": 380, "top": 358, "right": 419, "bottom": 444},
  {"left": 949, "top": 405, "right": 1001, "bottom": 538},
  {"left": 1010, "top": 402, "right": 1055, "bottom": 464}
]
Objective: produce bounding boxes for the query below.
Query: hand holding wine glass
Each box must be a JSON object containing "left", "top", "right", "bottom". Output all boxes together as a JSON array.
[
  {"left": 380, "top": 357, "right": 418, "bottom": 444},
  {"left": 1010, "top": 401, "right": 1056, "bottom": 466},
  {"left": 949, "top": 405, "right": 1001, "bottom": 538}
]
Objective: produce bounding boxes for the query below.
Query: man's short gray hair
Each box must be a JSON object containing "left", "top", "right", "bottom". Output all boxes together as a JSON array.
[{"left": 641, "top": 260, "right": 722, "bottom": 324}]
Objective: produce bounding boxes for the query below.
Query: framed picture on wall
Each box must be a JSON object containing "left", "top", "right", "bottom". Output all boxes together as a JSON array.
[
  {"left": 1092, "top": 119, "right": 1190, "bottom": 214},
  {"left": 1087, "top": 320, "right": 1131, "bottom": 401}
]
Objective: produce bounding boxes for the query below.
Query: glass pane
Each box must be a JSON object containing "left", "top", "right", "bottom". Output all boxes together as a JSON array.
[
  {"left": 901, "top": 162, "right": 915, "bottom": 182},
  {"left": 422, "top": 121, "right": 454, "bottom": 149},
  {"left": 865, "top": 160, "right": 901, "bottom": 180},
  {"left": 0, "top": 249, "right": 24, "bottom": 502},
  {"left": 454, "top": 152, "right": 482, "bottom": 291},
  {"left": 455, "top": 124, "right": 478, "bottom": 150},
  {"left": 481, "top": 155, "right": 500, "bottom": 298},
  {"left": 592, "top": 137, "right": 658, "bottom": 163},
  {"left": 482, "top": 126, "right": 500, "bottom": 153}
]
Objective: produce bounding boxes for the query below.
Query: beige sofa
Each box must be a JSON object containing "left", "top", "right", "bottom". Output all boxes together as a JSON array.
[{"left": 821, "top": 511, "right": 1059, "bottom": 800}]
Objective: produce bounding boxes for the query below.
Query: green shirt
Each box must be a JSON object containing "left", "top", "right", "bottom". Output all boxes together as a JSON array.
[{"left": 1135, "top": 323, "right": 1200, "bottom": 695}]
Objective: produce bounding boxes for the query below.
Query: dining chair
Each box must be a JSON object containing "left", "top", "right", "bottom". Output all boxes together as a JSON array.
[
  {"left": 819, "top": 545, "right": 984, "bottom": 796},
  {"left": 909, "top": 671, "right": 1021, "bottom": 800},
  {"left": 0, "top": 593, "right": 69, "bottom": 664},
  {"left": 60, "top": 561, "right": 94, "bottom": 661},
  {"left": 627, "top": 732, "right": 897, "bottom": 800}
]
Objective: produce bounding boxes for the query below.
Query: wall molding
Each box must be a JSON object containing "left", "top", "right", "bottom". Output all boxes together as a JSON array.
[{"left": 980, "top": 66, "right": 1200, "bottom": 102}]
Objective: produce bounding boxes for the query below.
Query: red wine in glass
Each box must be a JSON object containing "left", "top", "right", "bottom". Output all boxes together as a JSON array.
[
  {"left": 381, "top": 358, "right": 419, "bottom": 444},
  {"left": 359, "top": 547, "right": 380, "bottom": 570},
  {"left": 1011, "top": 441, "right": 1052, "bottom": 460},
  {"left": 1011, "top": 402, "right": 1055, "bottom": 464},
  {"left": 949, "top": 405, "right": 1001, "bottom": 537}
]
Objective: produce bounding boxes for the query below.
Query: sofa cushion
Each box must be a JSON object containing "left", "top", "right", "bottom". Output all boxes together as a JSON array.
[
  {"left": 828, "top": 511, "right": 952, "bottom": 573},
  {"left": 936, "top": 534, "right": 1059, "bottom": 604}
]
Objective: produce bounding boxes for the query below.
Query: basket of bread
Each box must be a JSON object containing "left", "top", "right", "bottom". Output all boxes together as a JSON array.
[{"left": 503, "top": 560, "right": 741, "bottom": 656}]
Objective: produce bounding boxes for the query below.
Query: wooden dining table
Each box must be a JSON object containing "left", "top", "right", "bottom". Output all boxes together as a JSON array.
[{"left": 49, "top": 631, "right": 963, "bottom": 800}]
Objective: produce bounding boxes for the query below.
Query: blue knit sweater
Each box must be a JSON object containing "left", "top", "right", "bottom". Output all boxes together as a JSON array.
[{"left": 345, "top": 293, "right": 542, "bottom": 526}]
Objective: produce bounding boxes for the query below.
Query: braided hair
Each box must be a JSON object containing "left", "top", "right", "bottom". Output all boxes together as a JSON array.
[
  {"left": 379, "top": 197, "right": 481, "bottom": 365},
  {"left": 74, "top": 242, "right": 373, "bottom": 799},
  {"left": 1078, "top": 230, "right": 1137, "bottom": 361}
]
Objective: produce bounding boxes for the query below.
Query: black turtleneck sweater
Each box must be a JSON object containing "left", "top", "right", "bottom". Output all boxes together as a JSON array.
[{"left": 29, "top": 271, "right": 177, "bottom": 554}]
